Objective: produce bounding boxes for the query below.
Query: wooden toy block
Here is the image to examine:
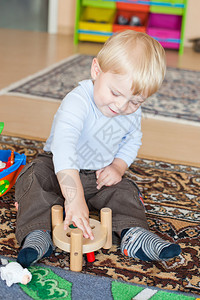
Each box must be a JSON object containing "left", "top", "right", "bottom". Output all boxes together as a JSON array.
[{"left": 51, "top": 205, "right": 112, "bottom": 272}]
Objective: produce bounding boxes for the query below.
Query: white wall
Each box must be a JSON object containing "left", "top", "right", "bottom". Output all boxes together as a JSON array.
[
  {"left": 184, "top": 0, "right": 200, "bottom": 47},
  {"left": 58, "top": 0, "right": 76, "bottom": 34}
]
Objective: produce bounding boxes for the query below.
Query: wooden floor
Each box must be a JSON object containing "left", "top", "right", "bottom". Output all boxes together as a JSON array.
[{"left": 1, "top": 29, "right": 200, "bottom": 167}]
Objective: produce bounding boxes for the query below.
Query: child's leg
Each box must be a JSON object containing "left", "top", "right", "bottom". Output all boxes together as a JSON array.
[
  {"left": 120, "top": 227, "right": 181, "bottom": 261},
  {"left": 17, "top": 230, "right": 53, "bottom": 268},
  {"left": 85, "top": 176, "right": 181, "bottom": 261},
  {"left": 15, "top": 153, "right": 64, "bottom": 267}
]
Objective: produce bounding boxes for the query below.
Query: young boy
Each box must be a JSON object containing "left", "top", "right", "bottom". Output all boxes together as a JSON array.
[{"left": 15, "top": 30, "right": 181, "bottom": 267}]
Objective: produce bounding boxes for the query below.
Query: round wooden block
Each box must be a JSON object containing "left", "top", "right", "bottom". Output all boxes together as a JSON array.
[
  {"left": 52, "top": 205, "right": 63, "bottom": 230},
  {"left": 53, "top": 218, "right": 107, "bottom": 254}
]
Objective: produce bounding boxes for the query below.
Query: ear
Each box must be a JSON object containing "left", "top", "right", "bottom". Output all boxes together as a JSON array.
[{"left": 91, "top": 58, "right": 101, "bottom": 80}]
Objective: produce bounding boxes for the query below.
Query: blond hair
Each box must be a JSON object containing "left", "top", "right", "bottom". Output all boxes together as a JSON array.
[{"left": 97, "top": 30, "right": 166, "bottom": 97}]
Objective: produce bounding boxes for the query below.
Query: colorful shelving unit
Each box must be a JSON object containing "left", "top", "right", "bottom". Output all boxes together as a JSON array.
[{"left": 74, "top": 0, "right": 188, "bottom": 54}]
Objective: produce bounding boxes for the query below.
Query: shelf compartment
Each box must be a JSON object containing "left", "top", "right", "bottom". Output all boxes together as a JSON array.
[
  {"left": 113, "top": 10, "right": 149, "bottom": 33},
  {"left": 78, "top": 6, "right": 115, "bottom": 42},
  {"left": 116, "top": 1, "right": 150, "bottom": 12},
  {"left": 147, "top": 12, "right": 182, "bottom": 49},
  {"left": 113, "top": 3, "right": 149, "bottom": 33},
  {"left": 150, "top": 0, "right": 185, "bottom": 15}
]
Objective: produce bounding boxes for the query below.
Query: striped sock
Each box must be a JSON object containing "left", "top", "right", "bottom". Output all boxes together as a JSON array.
[
  {"left": 121, "top": 227, "right": 181, "bottom": 261},
  {"left": 17, "top": 230, "right": 53, "bottom": 268}
]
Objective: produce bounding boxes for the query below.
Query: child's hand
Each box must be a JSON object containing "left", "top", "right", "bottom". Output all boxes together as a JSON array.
[
  {"left": 96, "top": 158, "right": 128, "bottom": 190},
  {"left": 96, "top": 164, "right": 122, "bottom": 190},
  {"left": 64, "top": 198, "right": 94, "bottom": 240}
]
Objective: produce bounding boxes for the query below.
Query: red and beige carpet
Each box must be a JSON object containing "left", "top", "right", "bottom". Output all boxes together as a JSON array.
[{"left": 0, "top": 134, "right": 200, "bottom": 298}]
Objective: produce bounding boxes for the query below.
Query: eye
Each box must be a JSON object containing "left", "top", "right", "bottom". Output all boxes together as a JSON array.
[
  {"left": 130, "top": 100, "right": 140, "bottom": 106},
  {"left": 111, "top": 90, "right": 120, "bottom": 97}
]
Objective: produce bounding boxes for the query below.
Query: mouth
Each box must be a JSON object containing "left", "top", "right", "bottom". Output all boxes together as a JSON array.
[{"left": 108, "top": 107, "right": 118, "bottom": 114}]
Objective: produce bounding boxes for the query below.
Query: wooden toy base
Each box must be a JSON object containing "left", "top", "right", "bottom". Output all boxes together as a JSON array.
[
  {"left": 51, "top": 205, "right": 112, "bottom": 272},
  {"left": 53, "top": 218, "right": 107, "bottom": 253}
]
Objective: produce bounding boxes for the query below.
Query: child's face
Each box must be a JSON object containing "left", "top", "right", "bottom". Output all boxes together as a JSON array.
[{"left": 91, "top": 59, "right": 145, "bottom": 118}]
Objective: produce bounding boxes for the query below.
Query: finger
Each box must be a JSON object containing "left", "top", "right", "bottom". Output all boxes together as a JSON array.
[
  {"left": 104, "top": 178, "right": 119, "bottom": 186},
  {"left": 97, "top": 179, "right": 108, "bottom": 189},
  {"left": 72, "top": 221, "right": 77, "bottom": 227},
  {"left": 96, "top": 171, "right": 108, "bottom": 186},
  {"left": 82, "top": 218, "right": 94, "bottom": 240},
  {"left": 73, "top": 218, "right": 90, "bottom": 239},
  {"left": 64, "top": 213, "right": 72, "bottom": 230},
  {"left": 97, "top": 174, "right": 110, "bottom": 189},
  {"left": 97, "top": 181, "right": 105, "bottom": 190},
  {"left": 96, "top": 169, "right": 104, "bottom": 179}
]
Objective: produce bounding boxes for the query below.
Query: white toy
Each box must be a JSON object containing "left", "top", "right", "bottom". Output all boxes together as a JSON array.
[
  {"left": 0, "top": 161, "right": 6, "bottom": 170},
  {"left": 0, "top": 261, "right": 32, "bottom": 287}
]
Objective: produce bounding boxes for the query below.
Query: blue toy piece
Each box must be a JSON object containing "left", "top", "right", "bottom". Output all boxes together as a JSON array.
[{"left": 0, "top": 150, "right": 26, "bottom": 196}]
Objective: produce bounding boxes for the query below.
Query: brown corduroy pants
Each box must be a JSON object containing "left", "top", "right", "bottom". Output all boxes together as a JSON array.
[{"left": 15, "top": 153, "right": 149, "bottom": 245}]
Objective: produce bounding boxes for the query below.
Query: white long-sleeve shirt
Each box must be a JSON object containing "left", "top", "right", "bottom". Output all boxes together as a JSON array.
[{"left": 44, "top": 80, "right": 142, "bottom": 173}]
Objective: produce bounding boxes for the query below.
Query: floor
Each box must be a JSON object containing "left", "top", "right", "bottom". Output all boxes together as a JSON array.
[{"left": 1, "top": 29, "right": 200, "bottom": 167}]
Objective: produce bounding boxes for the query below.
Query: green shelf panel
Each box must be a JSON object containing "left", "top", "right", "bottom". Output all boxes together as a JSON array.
[{"left": 82, "top": 0, "right": 116, "bottom": 9}]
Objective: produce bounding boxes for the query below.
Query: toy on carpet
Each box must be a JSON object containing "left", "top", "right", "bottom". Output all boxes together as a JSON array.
[
  {"left": 0, "top": 259, "right": 32, "bottom": 287},
  {"left": 0, "top": 122, "right": 26, "bottom": 196},
  {"left": 52, "top": 205, "right": 112, "bottom": 272}
]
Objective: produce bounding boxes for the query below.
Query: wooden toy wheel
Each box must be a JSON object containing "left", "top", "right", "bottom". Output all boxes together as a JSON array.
[
  {"left": 53, "top": 218, "right": 107, "bottom": 253},
  {"left": 51, "top": 205, "right": 112, "bottom": 272}
]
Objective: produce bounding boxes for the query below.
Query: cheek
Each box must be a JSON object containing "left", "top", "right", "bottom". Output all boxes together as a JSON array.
[
  {"left": 93, "top": 87, "right": 104, "bottom": 107},
  {"left": 95, "top": 88, "right": 110, "bottom": 106}
]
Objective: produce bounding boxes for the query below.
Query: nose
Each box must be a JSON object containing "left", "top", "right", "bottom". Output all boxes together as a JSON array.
[{"left": 115, "top": 99, "right": 127, "bottom": 112}]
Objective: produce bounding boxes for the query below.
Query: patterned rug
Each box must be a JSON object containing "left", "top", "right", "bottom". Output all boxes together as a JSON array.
[
  {"left": 1, "top": 54, "right": 200, "bottom": 126},
  {"left": 0, "top": 135, "right": 200, "bottom": 297},
  {"left": 1, "top": 257, "right": 197, "bottom": 300}
]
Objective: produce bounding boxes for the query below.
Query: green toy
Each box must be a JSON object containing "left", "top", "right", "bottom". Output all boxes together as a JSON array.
[{"left": 0, "top": 122, "right": 4, "bottom": 135}]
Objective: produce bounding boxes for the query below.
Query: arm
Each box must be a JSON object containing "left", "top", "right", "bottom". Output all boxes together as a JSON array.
[
  {"left": 50, "top": 89, "right": 90, "bottom": 174},
  {"left": 57, "top": 169, "right": 94, "bottom": 240},
  {"left": 96, "top": 110, "right": 142, "bottom": 189},
  {"left": 50, "top": 88, "right": 93, "bottom": 239}
]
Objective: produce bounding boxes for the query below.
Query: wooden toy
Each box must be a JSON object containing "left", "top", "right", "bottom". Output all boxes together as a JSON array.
[{"left": 51, "top": 205, "right": 112, "bottom": 272}]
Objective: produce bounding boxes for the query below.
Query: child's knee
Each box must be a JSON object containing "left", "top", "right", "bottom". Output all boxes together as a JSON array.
[{"left": 15, "top": 161, "right": 36, "bottom": 200}]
